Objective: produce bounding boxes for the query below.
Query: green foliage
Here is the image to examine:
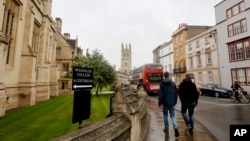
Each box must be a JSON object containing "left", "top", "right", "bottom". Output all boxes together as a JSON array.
[
  {"left": 73, "top": 49, "right": 116, "bottom": 95},
  {"left": 64, "top": 70, "right": 72, "bottom": 78},
  {"left": 0, "top": 94, "right": 113, "bottom": 141}
]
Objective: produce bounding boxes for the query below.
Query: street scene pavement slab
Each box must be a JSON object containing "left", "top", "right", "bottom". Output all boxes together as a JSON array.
[{"left": 145, "top": 98, "right": 216, "bottom": 141}]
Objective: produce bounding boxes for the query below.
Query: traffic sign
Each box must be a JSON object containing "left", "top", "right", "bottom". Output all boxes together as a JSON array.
[{"left": 72, "top": 67, "right": 93, "bottom": 90}]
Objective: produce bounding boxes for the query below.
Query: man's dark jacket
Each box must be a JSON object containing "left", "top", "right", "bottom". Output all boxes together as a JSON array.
[
  {"left": 178, "top": 78, "right": 199, "bottom": 105},
  {"left": 158, "top": 78, "right": 177, "bottom": 107}
]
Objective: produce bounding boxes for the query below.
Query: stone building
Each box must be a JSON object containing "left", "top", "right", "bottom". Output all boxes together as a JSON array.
[
  {"left": 185, "top": 27, "right": 220, "bottom": 87},
  {"left": 120, "top": 43, "right": 132, "bottom": 74},
  {"left": 116, "top": 71, "right": 130, "bottom": 86},
  {"left": 0, "top": 0, "right": 83, "bottom": 116},
  {"left": 54, "top": 18, "right": 83, "bottom": 93},
  {"left": 117, "top": 43, "right": 131, "bottom": 86},
  {"left": 0, "top": 0, "right": 59, "bottom": 116},
  {"left": 172, "top": 23, "right": 211, "bottom": 84}
]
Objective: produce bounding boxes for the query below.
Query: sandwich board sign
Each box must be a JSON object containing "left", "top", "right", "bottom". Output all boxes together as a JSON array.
[{"left": 72, "top": 67, "right": 93, "bottom": 91}]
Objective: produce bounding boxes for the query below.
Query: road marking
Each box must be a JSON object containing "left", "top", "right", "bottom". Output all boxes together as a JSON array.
[{"left": 199, "top": 100, "right": 249, "bottom": 106}]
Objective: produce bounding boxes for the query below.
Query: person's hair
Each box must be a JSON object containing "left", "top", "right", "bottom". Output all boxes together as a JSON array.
[
  {"left": 164, "top": 71, "right": 169, "bottom": 78},
  {"left": 185, "top": 73, "right": 192, "bottom": 79}
]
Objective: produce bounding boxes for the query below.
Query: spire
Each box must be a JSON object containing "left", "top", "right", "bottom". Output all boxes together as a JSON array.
[{"left": 121, "top": 43, "right": 124, "bottom": 50}]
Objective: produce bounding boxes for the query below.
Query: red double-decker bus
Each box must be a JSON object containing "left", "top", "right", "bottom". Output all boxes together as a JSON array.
[{"left": 130, "top": 63, "right": 163, "bottom": 95}]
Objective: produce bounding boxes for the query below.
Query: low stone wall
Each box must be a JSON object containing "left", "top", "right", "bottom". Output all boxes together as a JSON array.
[
  {"left": 53, "top": 114, "right": 131, "bottom": 141},
  {"left": 53, "top": 86, "right": 149, "bottom": 141}
]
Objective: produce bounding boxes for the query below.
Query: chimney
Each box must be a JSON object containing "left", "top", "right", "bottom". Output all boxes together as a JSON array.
[
  {"left": 55, "top": 17, "right": 62, "bottom": 33},
  {"left": 64, "top": 33, "right": 70, "bottom": 39}
]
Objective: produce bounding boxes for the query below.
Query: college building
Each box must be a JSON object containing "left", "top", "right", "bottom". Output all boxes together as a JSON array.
[{"left": 0, "top": 0, "right": 82, "bottom": 116}]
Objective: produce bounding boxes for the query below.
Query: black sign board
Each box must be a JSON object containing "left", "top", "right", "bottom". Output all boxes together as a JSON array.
[
  {"left": 72, "top": 90, "right": 91, "bottom": 124},
  {"left": 72, "top": 67, "right": 93, "bottom": 90}
]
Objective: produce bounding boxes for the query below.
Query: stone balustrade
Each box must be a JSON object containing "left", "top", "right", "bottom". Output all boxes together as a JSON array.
[{"left": 53, "top": 85, "right": 149, "bottom": 141}]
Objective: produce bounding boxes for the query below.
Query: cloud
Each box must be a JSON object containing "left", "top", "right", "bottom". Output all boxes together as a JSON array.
[{"left": 52, "top": 0, "right": 222, "bottom": 69}]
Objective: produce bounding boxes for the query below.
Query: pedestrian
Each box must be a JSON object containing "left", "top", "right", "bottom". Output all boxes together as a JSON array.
[
  {"left": 136, "top": 79, "right": 146, "bottom": 91},
  {"left": 158, "top": 71, "right": 179, "bottom": 137},
  {"left": 231, "top": 80, "right": 243, "bottom": 103},
  {"left": 178, "top": 73, "right": 199, "bottom": 133}
]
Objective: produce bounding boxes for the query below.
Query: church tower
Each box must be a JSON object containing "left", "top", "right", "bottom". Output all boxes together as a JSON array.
[{"left": 120, "top": 43, "right": 132, "bottom": 74}]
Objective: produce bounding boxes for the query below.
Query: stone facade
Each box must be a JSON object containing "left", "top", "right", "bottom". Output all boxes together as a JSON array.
[
  {"left": 185, "top": 27, "right": 220, "bottom": 87},
  {"left": 172, "top": 23, "right": 212, "bottom": 84},
  {"left": 0, "top": 0, "right": 82, "bottom": 116},
  {"left": 54, "top": 18, "right": 83, "bottom": 94},
  {"left": 116, "top": 70, "right": 130, "bottom": 86},
  {"left": 120, "top": 43, "right": 132, "bottom": 74}
]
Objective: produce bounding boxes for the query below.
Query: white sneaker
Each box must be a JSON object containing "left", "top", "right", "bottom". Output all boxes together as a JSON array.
[{"left": 186, "top": 124, "right": 191, "bottom": 131}]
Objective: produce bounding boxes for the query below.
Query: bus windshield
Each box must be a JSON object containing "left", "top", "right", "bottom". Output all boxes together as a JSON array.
[{"left": 147, "top": 73, "right": 162, "bottom": 82}]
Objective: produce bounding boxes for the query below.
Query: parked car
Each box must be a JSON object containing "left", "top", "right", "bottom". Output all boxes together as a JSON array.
[{"left": 199, "top": 84, "right": 233, "bottom": 98}]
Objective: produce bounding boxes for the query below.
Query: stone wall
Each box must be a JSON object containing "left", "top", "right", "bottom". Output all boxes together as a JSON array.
[{"left": 53, "top": 86, "right": 149, "bottom": 141}]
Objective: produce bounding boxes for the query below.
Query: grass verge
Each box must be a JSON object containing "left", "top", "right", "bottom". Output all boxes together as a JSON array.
[{"left": 0, "top": 94, "right": 113, "bottom": 141}]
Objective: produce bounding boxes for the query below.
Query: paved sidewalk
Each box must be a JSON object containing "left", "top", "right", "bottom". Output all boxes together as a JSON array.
[{"left": 145, "top": 98, "right": 216, "bottom": 141}]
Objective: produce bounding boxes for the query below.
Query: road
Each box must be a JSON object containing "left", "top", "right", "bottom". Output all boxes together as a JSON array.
[
  {"left": 174, "top": 96, "right": 250, "bottom": 141},
  {"left": 150, "top": 95, "right": 250, "bottom": 141}
]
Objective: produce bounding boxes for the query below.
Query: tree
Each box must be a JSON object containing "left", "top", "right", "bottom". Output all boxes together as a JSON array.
[{"left": 71, "top": 49, "right": 116, "bottom": 95}]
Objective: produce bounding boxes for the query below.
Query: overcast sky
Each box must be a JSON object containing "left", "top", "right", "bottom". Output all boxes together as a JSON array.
[{"left": 52, "top": 0, "right": 222, "bottom": 70}]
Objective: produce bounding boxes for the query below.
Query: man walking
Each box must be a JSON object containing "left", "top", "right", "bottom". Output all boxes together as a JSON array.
[
  {"left": 158, "top": 71, "right": 179, "bottom": 137},
  {"left": 178, "top": 73, "right": 199, "bottom": 133}
]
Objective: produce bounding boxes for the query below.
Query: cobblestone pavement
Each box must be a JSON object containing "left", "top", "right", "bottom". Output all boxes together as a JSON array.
[{"left": 145, "top": 98, "right": 216, "bottom": 141}]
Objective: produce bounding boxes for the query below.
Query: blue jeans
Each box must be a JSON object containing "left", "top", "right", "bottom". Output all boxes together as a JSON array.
[
  {"left": 162, "top": 105, "right": 178, "bottom": 130},
  {"left": 181, "top": 102, "right": 196, "bottom": 129}
]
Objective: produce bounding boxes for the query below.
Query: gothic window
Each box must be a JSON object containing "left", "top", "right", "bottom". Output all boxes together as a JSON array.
[
  {"left": 45, "top": 36, "right": 52, "bottom": 62},
  {"left": 63, "top": 63, "right": 69, "bottom": 72},
  {"left": 32, "top": 21, "right": 40, "bottom": 54},
  {"left": 61, "top": 81, "right": 68, "bottom": 89},
  {"left": 3, "top": 0, "right": 20, "bottom": 65},
  {"left": 56, "top": 47, "right": 61, "bottom": 58}
]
